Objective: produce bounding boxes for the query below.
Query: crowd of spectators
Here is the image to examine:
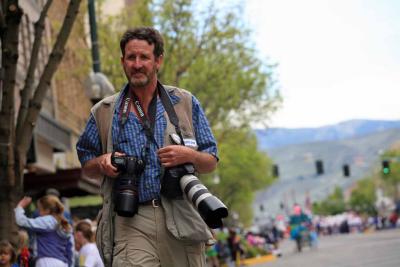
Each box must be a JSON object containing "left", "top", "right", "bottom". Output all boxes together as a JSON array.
[
  {"left": 313, "top": 210, "right": 400, "bottom": 235},
  {"left": 204, "top": 225, "right": 282, "bottom": 267},
  {"left": 3, "top": 191, "right": 400, "bottom": 267},
  {"left": 1, "top": 188, "right": 103, "bottom": 267},
  {"left": 204, "top": 204, "right": 400, "bottom": 266}
]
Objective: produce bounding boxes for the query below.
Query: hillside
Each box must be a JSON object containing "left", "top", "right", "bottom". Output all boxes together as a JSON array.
[
  {"left": 255, "top": 119, "right": 400, "bottom": 150},
  {"left": 253, "top": 127, "right": 400, "bottom": 225}
]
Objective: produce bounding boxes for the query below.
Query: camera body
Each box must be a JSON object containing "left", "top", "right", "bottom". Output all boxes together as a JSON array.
[{"left": 111, "top": 153, "right": 145, "bottom": 217}]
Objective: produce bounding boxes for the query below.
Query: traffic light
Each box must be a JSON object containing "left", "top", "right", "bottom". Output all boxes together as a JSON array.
[
  {"left": 343, "top": 164, "right": 350, "bottom": 177},
  {"left": 315, "top": 160, "right": 324, "bottom": 175},
  {"left": 382, "top": 160, "right": 390, "bottom": 175},
  {"left": 272, "top": 164, "right": 279, "bottom": 178}
]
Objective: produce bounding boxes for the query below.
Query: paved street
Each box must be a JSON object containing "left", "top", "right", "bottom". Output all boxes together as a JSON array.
[{"left": 254, "top": 229, "right": 400, "bottom": 267}]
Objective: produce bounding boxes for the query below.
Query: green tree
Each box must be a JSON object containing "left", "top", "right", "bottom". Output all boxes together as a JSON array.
[
  {"left": 97, "top": 0, "right": 280, "bottom": 226},
  {"left": 349, "top": 178, "right": 376, "bottom": 215},
  {"left": 204, "top": 127, "right": 276, "bottom": 226},
  {"left": 97, "top": 0, "right": 153, "bottom": 89},
  {"left": 313, "top": 186, "right": 346, "bottom": 215},
  {"left": 156, "top": 0, "right": 280, "bottom": 129}
]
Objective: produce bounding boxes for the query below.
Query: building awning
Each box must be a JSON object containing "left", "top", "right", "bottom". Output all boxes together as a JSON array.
[
  {"left": 35, "top": 112, "right": 72, "bottom": 152},
  {"left": 24, "top": 168, "right": 101, "bottom": 198}
]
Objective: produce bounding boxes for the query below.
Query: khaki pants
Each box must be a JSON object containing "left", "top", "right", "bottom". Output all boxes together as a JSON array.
[{"left": 113, "top": 203, "right": 206, "bottom": 267}]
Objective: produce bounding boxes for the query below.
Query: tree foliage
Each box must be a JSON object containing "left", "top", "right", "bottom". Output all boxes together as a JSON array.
[
  {"left": 97, "top": 0, "right": 153, "bottom": 89},
  {"left": 312, "top": 186, "right": 346, "bottom": 215},
  {"left": 349, "top": 178, "right": 376, "bottom": 215},
  {"left": 203, "top": 127, "right": 276, "bottom": 226},
  {"left": 155, "top": 0, "right": 280, "bottom": 129},
  {"left": 97, "top": 0, "right": 280, "bottom": 226}
]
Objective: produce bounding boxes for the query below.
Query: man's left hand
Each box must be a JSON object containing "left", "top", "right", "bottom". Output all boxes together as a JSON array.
[{"left": 157, "top": 145, "right": 193, "bottom": 167}]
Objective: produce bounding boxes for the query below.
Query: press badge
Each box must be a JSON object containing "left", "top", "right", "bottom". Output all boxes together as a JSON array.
[{"left": 183, "top": 138, "right": 197, "bottom": 148}]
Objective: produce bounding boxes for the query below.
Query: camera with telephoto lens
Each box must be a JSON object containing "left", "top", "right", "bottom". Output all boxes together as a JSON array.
[
  {"left": 111, "top": 152, "right": 145, "bottom": 217},
  {"left": 161, "top": 134, "right": 228, "bottom": 229}
]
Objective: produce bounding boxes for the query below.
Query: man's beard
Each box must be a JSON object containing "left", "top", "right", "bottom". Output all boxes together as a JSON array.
[{"left": 127, "top": 67, "right": 157, "bottom": 88}]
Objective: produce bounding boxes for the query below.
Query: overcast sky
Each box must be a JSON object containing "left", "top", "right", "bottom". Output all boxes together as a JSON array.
[{"left": 245, "top": 0, "right": 400, "bottom": 128}]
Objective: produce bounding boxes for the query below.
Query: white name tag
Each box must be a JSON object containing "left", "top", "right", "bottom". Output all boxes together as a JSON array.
[{"left": 183, "top": 138, "right": 197, "bottom": 147}]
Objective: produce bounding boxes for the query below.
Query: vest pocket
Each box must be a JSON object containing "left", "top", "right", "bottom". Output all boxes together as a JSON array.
[{"left": 167, "top": 197, "right": 211, "bottom": 241}]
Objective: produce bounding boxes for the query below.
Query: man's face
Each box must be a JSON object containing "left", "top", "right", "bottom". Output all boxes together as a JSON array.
[{"left": 121, "top": 39, "right": 163, "bottom": 88}]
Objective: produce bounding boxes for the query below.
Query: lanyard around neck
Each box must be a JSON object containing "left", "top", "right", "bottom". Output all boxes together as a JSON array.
[
  {"left": 118, "top": 82, "right": 184, "bottom": 149},
  {"left": 131, "top": 89, "right": 158, "bottom": 147}
]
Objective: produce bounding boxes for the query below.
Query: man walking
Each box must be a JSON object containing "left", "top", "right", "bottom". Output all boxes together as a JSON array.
[{"left": 77, "top": 27, "right": 218, "bottom": 267}]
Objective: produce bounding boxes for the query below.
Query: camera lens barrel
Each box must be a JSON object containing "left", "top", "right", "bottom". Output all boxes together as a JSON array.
[
  {"left": 111, "top": 154, "right": 144, "bottom": 217},
  {"left": 115, "top": 190, "right": 139, "bottom": 217},
  {"left": 181, "top": 175, "right": 212, "bottom": 207},
  {"left": 180, "top": 174, "right": 228, "bottom": 229},
  {"left": 198, "top": 197, "right": 229, "bottom": 229}
]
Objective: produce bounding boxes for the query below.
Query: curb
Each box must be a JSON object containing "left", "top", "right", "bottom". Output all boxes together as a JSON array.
[{"left": 242, "top": 254, "right": 277, "bottom": 265}]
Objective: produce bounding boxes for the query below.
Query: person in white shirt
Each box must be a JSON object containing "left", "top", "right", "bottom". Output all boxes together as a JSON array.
[{"left": 74, "top": 220, "right": 104, "bottom": 267}]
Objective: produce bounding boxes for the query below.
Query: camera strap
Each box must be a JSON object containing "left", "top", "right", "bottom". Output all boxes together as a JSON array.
[
  {"left": 157, "top": 82, "right": 183, "bottom": 141},
  {"left": 130, "top": 89, "right": 159, "bottom": 148},
  {"left": 116, "top": 87, "right": 159, "bottom": 159},
  {"left": 118, "top": 82, "right": 184, "bottom": 149},
  {"left": 120, "top": 92, "right": 132, "bottom": 127}
]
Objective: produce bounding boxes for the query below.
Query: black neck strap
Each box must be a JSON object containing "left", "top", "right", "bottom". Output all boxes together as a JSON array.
[
  {"left": 119, "top": 82, "right": 184, "bottom": 148},
  {"left": 157, "top": 82, "right": 183, "bottom": 140},
  {"left": 120, "top": 91, "right": 131, "bottom": 126},
  {"left": 131, "top": 89, "right": 158, "bottom": 143}
]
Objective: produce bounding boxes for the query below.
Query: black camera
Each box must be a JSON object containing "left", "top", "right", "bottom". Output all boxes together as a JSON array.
[
  {"left": 161, "top": 134, "right": 228, "bottom": 229},
  {"left": 111, "top": 153, "right": 145, "bottom": 217}
]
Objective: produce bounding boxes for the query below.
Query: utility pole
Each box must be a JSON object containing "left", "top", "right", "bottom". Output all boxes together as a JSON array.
[
  {"left": 88, "top": 0, "right": 101, "bottom": 73},
  {"left": 85, "top": 0, "right": 114, "bottom": 104}
]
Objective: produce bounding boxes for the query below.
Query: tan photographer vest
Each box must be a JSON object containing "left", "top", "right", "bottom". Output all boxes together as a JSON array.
[{"left": 90, "top": 85, "right": 212, "bottom": 267}]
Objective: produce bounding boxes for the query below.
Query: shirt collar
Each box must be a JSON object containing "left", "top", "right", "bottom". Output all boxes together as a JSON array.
[{"left": 117, "top": 82, "right": 181, "bottom": 113}]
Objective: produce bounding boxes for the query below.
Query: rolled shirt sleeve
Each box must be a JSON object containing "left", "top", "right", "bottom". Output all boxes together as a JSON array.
[
  {"left": 191, "top": 95, "right": 218, "bottom": 160},
  {"left": 15, "top": 206, "right": 57, "bottom": 232},
  {"left": 76, "top": 114, "right": 102, "bottom": 166}
]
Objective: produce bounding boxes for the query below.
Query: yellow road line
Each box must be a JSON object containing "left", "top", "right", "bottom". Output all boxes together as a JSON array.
[{"left": 242, "top": 254, "right": 277, "bottom": 265}]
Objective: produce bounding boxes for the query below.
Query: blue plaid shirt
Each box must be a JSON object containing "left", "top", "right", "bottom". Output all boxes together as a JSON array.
[{"left": 76, "top": 84, "right": 218, "bottom": 202}]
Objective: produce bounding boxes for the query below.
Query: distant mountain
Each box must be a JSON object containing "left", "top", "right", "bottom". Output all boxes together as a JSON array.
[
  {"left": 252, "top": 123, "right": 400, "bottom": 226},
  {"left": 255, "top": 119, "right": 400, "bottom": 150}
]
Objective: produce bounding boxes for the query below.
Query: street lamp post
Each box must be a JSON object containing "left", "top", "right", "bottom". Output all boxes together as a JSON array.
[
  {"left": 85, "top": 72, "right": 114, "bottom": 105},
  {"left": 0, "top": 40, "right": 3, "bottom": 112},
  {"left": 84, "top": 0, "right": 114, "bottom": 104}
]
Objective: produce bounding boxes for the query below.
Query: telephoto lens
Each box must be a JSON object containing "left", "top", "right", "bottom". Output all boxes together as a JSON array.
[
  {"left": 114, "top": 176, "right": 139, "bottom": 217},
  {"left": 179, "top": 165, "right": 228, "bottom": 229},
  {"left": 111, "top": 154, "right": 144, "bottom": 217}
]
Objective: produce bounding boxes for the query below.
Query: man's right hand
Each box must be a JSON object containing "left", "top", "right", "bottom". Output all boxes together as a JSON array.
[
  {"left": 98, "top": 153, "right": 119, "bottom": 178},
  {"left": 83, "top": 152, "right": 125, "bottom": 179}
]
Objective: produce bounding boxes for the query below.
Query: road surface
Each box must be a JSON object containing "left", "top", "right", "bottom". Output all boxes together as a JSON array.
[{"left": 254, "top": 229, "right": 400, "bottom": 267}]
